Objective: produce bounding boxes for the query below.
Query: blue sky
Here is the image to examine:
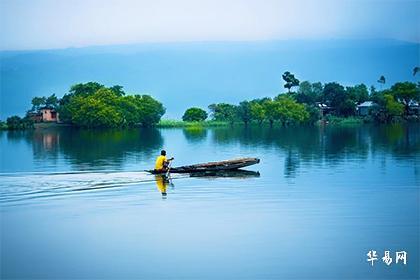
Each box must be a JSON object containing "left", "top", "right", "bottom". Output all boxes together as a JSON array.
[{"left": 0, "top": 0, "right": 419, "bottom": 50}]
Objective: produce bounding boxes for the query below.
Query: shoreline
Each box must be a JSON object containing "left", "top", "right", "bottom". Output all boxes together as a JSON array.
[{"left": 1, "top": 117, "right": 418, "bottom": 131}]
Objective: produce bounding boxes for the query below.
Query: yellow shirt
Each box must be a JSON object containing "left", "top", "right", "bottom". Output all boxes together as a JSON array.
[{"left": 155, "top": 155, "right": 167, "bottom": 170}]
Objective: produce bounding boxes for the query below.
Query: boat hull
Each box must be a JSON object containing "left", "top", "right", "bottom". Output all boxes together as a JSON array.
[{"left": 147, "top": 157, "right": 260, "bottom": 174}]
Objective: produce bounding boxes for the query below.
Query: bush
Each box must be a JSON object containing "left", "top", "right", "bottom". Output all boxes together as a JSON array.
[
  {"left": 6, "top": 116, "right": 34, "bottom": 130},
  {"left": 182, "top": 107, "right": 208, "bottom": 122},
  {"left": 0, "top": 120, "right": 8, "bottom": 130}
]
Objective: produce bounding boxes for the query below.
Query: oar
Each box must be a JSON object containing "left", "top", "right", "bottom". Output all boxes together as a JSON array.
[{"left": 166, "top": 160, "right": 172, "bottom": 177}]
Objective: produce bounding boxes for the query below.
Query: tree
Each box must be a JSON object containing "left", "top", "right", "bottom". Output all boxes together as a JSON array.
[
  {"left": 59, "top": 82, "right": 107, "bottom": 123},
  {"left": 182, "top": 107, "right": 208, "bottom": 122},
  {"left": 295, "top": 81, "right": 322, "bottom": 105},
  {"left": 127, "top": 95, "right": 166, "bottom": 126},
  {"left": 263, "top": 96, "right": 309, "bottom": 126},
  {"left": 6, "top": 116, "right": 22, "bottom": 129},
  {"left": 273, "top": 95, "right": 309, "bottom": 125},
  {"left": 58, "top": 83, "right": 165, "bottom": 127},
  {"left": 237, "top": 101, "right": 252, "bottom": 125},
  {"left": 6, "top": 116, "right": 34, "bottom": 130},
  {"left": 208, "top": 103, "right": 238, "bottom": 124},
  {"left": 323, "top": 82, "right": 355, "bottom": 116},
  {"left": 346, "top": 84, "right": 369, "bottom": 104},
  {"left": 69, "top": 89, "right": 124, "bottom": 128},
  {"left": 69, "top": 82, "right": 104, "bottom": 96},
  {"left": 384, "top": 94, "right": 404, "bottom": 119},
  {"left": 295, "top": 81, "right": 314, "bottom": 105},
  {"left": 45, "top": 94, "right": 59, "bottom": 108},
  {"left": 110, "top": 85, "right": 125, "bottom": 96},
  {"left": 390, "top": 82, "right": 420, "bottom": 115},
  {"left": 31, "top": 96, "right": 46, "bottom": 111},
  {"left": 312, "top": 82, "right": 323, "bottom": 102},
  {"left": 305, "top": 105, "right": 321, "bottom": 124},
  {"left": 282, "top": 71, "right": 300, "bottom": 93},
  {"left": 250, "top": 102, "right": 265, "bottom": 124},
  {"left": 377, "top": 75, "right": 386, "bottom": 90}
]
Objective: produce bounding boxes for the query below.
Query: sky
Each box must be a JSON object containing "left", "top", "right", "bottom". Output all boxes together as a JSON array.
[{"left": 0, "top": 0, "right": 419, "bottom": 50}]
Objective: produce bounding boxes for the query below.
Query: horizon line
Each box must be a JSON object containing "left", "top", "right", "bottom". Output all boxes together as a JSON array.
[{"left": 1, "top": 37, "right": 419, "bottom": 53}]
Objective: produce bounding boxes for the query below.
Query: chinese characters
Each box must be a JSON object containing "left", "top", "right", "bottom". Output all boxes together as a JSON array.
[{"left": 367, "top": 250, "right": 407, "bottom": 266}]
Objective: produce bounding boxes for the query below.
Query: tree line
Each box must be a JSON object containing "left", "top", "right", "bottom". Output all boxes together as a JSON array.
[
  {"left": 182, "top": 72, "right": 419, "bottom": 125},
  {"left": 2, "top": 82, "right": 166, "bottom": 129},
  {"left": 2, "top": 72, "right": 419, "bottom": 130}
]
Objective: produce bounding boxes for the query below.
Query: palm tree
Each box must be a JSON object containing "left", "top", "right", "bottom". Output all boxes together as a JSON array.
[
  {"left": 377, "top": 75, "right": 386, "bottom": 90},
  {"left": 413, "top": 67, "right": 419, "bottom": 76}
]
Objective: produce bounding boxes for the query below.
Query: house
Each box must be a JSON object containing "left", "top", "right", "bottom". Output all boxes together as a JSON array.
[
  {"left": 40, "top": 107, "right": 59, "bottom": 122},
  {"left": 408, "top": 100, "right": 419, "bottom": 115},
  {"left": 357, "top": 101, "right": 378, "bottom": 116},
  {"left": 28, "top": 107, "right": 59, "bottom": 122}
]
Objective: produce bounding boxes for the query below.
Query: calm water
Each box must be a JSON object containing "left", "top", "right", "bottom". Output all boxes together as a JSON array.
[{"left": 0, "top": 124, "right": 419, "bottom": 279}]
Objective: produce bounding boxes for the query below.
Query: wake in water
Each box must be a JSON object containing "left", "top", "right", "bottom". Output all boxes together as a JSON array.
[{"left": 0, "top": 171, "right": 186, "bottom": 204}]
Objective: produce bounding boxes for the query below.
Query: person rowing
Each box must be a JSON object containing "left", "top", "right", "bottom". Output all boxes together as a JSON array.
[{"left": 154, "top": 150, "right": 174, "bottom": 173}]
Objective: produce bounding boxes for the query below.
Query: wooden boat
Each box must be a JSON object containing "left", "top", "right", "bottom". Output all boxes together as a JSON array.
[{"left": 147, "top": 157, "right": 260, "bottom": 174}]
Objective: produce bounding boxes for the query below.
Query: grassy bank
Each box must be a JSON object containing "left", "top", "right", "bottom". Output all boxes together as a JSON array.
[{"left": 157, "top": 120, "right": 229, "bottom": 128}]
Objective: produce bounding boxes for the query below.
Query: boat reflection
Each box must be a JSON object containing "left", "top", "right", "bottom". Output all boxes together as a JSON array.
[
  {"left": 188, "top": 170, "right": 260, "bottom": 178},
  {"left": 154, "top": 170, "right": 260, "bottom": 198}
]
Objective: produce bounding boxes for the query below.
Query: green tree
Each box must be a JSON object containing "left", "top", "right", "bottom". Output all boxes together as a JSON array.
[
  {"left": 6, "top": 116, "right": 34, "bottom": 130},
  {"left": 305, "top": 105, "right": 321, "bottom": 124},
  {"left": 133, "top": 95, "right": 166, "bottom": 126},
  {"left": 182, "top": 107, "right": 208, "bottom": 122},
  {"left": 0, "top": 120, "right": 7, "bottom": 130},
  {"left": 295, "top": 81, "right": 322, "bottom": 105},
  {"left": 45, "top": 94, "right": 59, "bottom": 108},
  {"left": 346, "top": 84, "right": 369, "bottom": 104},
  {"left": 69, "top": 89, "right": 124, "bottom": 128},
  {"left": 377, "top": 75, "right": 386, "bottom": 90},
  {"left": 59, "top": 83, "right": 165, "bottom": 127},
  {"left": 384, "top": 94, "right": 404, "bottom": 119},
  {"left": 31, "top": 96, "right": 46, "bottom": 111},
  {"left": 59, "top": 82, "right": 106, "bottom": 123},
  {"left": 323, "top": 82, "right": 355, "bottom": 116},
  {"left": 390, "top": 82, "right": 420, "bottom": 115},
  {"left": 274, "top": 95, "right": 309, "bottom": 125},
  {"left": 237, "top": 101, "right": 252, "bottom": 125},
  {"left": 282, "top": 71, "right": 300, "bottom": 93},
  {"left": 312, "top": 82, "right": 323, "bottom": 102},
  {"left": 69, "top": 82, "right": 104, "bottom": 96},
  {"left": 263, "top": 99, "right": 277, "bottom": 126},
  {"left": 208, "top": 103, "right": 238, "bottom": 124},
  {"left": 250, "top": 102, "right": 265, "bottom": 124},
  {"left": 110, "top": 85, "right": 125, "bottom": 96}
]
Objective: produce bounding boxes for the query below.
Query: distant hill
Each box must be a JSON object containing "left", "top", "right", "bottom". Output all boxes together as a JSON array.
[{"left": 1, "top": 39, "right": 418, "bottom": 119}]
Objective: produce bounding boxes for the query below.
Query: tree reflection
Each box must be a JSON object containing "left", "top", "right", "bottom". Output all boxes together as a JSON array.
[
  {"left": 212, "top": 124, "right": 419, "bottom": 177},
  {"left": 6, "top": 128, "right": 163, "bottom": 170},
  {"left": 182, "top": 127, "right": 208, "bottom": 143}
]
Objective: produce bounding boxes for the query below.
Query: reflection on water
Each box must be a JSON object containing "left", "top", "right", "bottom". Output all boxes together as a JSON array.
[
  {"left": 0, "top": 124, "right": 419, "bottom": 279},
  {"left": 2, "top": 128, "right": 163, "bottom": 171},
  {"left": 182, "top": 127, "right": 208, "bottom": 143},
  {"left": 1, "top": 124, "right": 418, "bottom": 175},
  {"left": 154, "top": 174, "right": 173, "bottom": 198}
]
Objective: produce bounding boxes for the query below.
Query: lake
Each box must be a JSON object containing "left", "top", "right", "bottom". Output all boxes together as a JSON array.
[{"left": 0, "top": 124, "right": 419, "bottom": 279}]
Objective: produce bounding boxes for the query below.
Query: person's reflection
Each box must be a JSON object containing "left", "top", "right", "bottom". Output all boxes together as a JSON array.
[{"left": 155, "top": 175, "right": 170, "bottom": 198}]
